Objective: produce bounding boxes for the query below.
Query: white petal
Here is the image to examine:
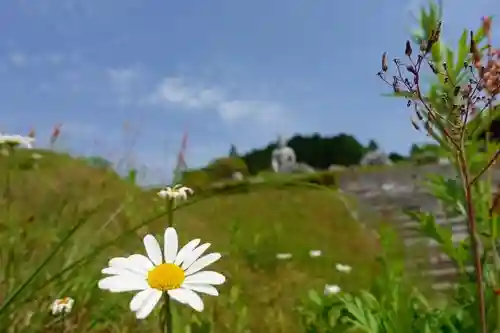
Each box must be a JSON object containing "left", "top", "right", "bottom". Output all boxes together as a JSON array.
[
  {"left": 101, "top": 267, "right": 123, "bottom": 275},
  {"left": 184, "top": 253, "right": 221, "bottom": 276},
  {"left": 181, "top": 243, "right": 211, "bottom": 270},
  {"left": 135, "top": 289, "right": 162, "bottom": 319},
  {"left": 107, "top": 254, "right": 152, "bottom": 276},
  {"left": 182, "top": 283, "right": 219, "bottom": 296},
  {"left": 174, "top": 239, "right": 201, "bottom": 266},
  {"left": 164, "top": 228, "right": 178, "bottom": 263},
  {"left": 127, "top": 254, "right": 154, "bottom": 273},
  {"left": 108, "top": 257, "right": 128, "bottom": 268},
  {"left": 98, "top": 274, "right": 149, "bottom": 292},
  {"left": 184, "top": 271, "right": 226, "bottom": 285},
  {"left": 130, "top": 288, "right": 156, "bottom": 312},
  {"left": 168, "top": 288, "right": 204, "bottom": 312},
  {"left": 143, "top": 234, "right": 163, "bottom": 265}
]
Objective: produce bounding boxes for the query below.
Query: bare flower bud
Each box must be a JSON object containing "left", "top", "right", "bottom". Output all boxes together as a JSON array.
[
  {"left": 411, "top": 118, "right": 420, "bottom": 131},
  {"left": 420, "top": 39, "right": 427, "bottom": 52},
  {"left": 482, "top": 16, "right": 492, "bottom": 37},
  {"left": 405, "top": 40, "right": 412, "bottom": 57},
  {"left": 415, "top": 109, "right": 423, "bottom": 121},
  {"left": 470, "top": 31, "right": 481, "bottom": 67},
  {"left": 428, "top": 62, "right": 438, "bottom": 74},
  {"left": 406, "top": 65, "right": 417, "bottom": 75},
  {"left": 382, "top": 52, "right": 388, "bottom": 72},
  {"left": 427, "top": 21, "right": 442, "bottom": 52}
]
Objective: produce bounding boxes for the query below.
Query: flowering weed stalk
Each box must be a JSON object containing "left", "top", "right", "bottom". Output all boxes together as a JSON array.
[
  {"left": 378, "top": 2, "right": 500, "bottom": 332},
  {"left": 158, "top": 184, "right": 194, "bottom": 333}
]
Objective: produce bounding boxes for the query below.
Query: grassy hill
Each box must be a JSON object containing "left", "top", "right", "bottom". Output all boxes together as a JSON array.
[{"left": 0, "top": 149, "right": 383, "bottom": 333}]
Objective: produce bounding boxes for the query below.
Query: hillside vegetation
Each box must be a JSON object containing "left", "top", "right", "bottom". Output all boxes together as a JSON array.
[{"left": 0, "top": 148, "right": 386, "bottom": 333}]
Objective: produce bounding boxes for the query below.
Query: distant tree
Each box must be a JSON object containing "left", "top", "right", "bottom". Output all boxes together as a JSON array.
[
  {"left": 229, "top": 144, "right": 239, "bottom": 157},
  {"left": 388, "top": 152, "right": 406, "bottom": 163},
  {"left": 409, "top": 143, "right": 440, "bottom": 159},
  {"left": 409, "top": 144, "right": 421, "bottom": 157},
  {"left": 241, "top": 133, "right": 366, "bottom": 174},
  {"left": 205, "top": 157, "right": 249, "bottom": 181},
  {"left": 367, "top": 139, "right": 379, "bottom": 151},
  {"left": 86, "top": 156, "right": 112, "bottom": 170}
]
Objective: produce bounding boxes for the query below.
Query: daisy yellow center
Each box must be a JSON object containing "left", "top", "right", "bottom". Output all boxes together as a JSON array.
[{"left": 147, "top": 263, "right": 185, "bottom": 291}]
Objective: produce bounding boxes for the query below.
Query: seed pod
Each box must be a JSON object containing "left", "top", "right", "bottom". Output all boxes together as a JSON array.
[
  {"left": 405, "top": 40, "right": 412, "bottom": 57},
  {"left": 470, "top": 31, "right": 481, "bottom": 67},
  {"left": 482, "top": 16, "right": 492, "bottom": 37},
  {"left": 428, "top": 62, "right": 438, "bottom": 74},
  {"left": 406, "top": 65, "right": 417, "bottom": 75},
  {"left": 411, "top": 118, "right": 420, "bottom": 131},
  {"left": 427, "top": 21, "right": 442, "bottom": 52},
  {"left": 382, "top": 52, "right": 388, "bottom": 72}
]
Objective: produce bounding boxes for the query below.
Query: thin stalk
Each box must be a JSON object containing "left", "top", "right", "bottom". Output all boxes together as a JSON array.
[
  {"left": 163, "top": 198, "right": 175, "bottom": 333},
  {"left": 0, "top": 204, "right": 102, "bottom": 315},
  {"left": 457, "top": 149, "right": 487, "bottom": 333}
]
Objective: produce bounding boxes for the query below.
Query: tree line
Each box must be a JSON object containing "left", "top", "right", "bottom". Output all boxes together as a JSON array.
[{"left": 232, "top": 133, "right": 409, "bottom": 175}]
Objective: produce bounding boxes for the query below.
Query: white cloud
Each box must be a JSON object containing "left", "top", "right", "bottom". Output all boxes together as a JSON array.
[
  {"left": 7, "top": 51, "right": 68, "bottom": 68},
  {"left": 149, "top": 77, "right": 224, "bottom": 109},
  {"left": 218, "top": 100, "right": 285, "bottom": 123},
  {"left": 148, "top": 76, "right": 287, "bottom": 124},
  {"left": 107, "top": 67, "right": 141, "bottom": 88},
  {"left": 106, "top": 66, "right": 146, "bottom": 106},
  {"left": 8, "top": 52, "right": 27, "bottom": 67}
]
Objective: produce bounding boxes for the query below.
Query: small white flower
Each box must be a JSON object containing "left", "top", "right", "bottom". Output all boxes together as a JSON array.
[
  {"left": 50, "top": 297, "right": 74, "bottom": 315},
  {"left": 335, "top": 263, "right": 352, "bottom": 273},
  {"left": 0, "top": 134, "right": 35, "bottom": 149},
  {"left": 157, "top": 185, "right": 193, "bottom": 201},
  {"left": 324, "top": 284, "right": 341, "bottom": 295},
  {"left": 31, "top": 153, "right": 43, "bottom": 160},
  {"left": 309, "top": 250, "right": 322, "bottom": 258},
  {"left": 98, "top": 227, "right": 225, "bottom": 319},
  {"left": 276, "top": 253, "right": 292, "bottom": 260}
]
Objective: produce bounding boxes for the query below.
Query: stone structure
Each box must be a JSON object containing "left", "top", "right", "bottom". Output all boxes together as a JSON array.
[
  {"left": 271, "top": 135, "right": 297, "bottom": 173},
  {"left": 271, "top": 135, "right": 315, "bottom": 173},
  {"left": 360, "top": 150, "right": 393, "bottom": 166}
]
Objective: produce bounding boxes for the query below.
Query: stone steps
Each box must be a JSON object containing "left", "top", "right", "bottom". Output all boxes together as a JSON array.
[{"left": 341, "top": 186, "right": 473, "bottom": 291}]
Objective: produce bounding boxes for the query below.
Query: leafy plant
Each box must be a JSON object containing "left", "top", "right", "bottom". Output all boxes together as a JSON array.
[{"left": 378, "top": 1, "right": 500, "bottom": 332}]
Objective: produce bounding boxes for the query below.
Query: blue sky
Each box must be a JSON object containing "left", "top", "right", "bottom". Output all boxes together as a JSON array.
[{"left": 1, "top": 0, "right": 498, "bottom": 184}]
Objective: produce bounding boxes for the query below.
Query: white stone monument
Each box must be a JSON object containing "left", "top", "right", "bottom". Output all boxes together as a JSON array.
[
  {"left": 271, "top": 135, "right": 297, "bottom": 173},
  {"left": 360, "top": 150, "right": 393, "bottom": 166}
]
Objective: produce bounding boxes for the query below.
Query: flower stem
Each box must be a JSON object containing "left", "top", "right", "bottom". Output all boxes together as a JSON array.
[
  {"left": 163, "top": 293, "right": 173, "bottom": 333},
  {"left": 457, "top": 150, "right": 487, "bottom": 333},
  {"left": 60, "top": 313, "right": 65, "bottom": 333},
  {"left": 163, "top": 198, "right": 175, "bottom": 333}
]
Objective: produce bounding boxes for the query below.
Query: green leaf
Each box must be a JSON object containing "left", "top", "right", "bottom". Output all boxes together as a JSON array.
[
  {"left": 307, "top": 289, "right": 323, "bottom": 306},
  {"left": 455, "top": 29, "right": 468, "bottom": 76},
  {"left": 445, "top": 48, "right": 455, "bottom": 82}
]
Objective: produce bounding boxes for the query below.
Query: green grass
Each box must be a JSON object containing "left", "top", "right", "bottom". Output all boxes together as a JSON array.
[{"left": 0, "top": 149, "right": 383, "bottom": 333}]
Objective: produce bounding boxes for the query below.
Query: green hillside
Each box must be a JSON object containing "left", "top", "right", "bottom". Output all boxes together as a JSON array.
[{"left": 0, "top": 149, "right": 383, "bottom": 333}]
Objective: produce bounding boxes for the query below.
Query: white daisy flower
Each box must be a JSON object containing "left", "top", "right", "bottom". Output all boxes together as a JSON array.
[
  {"left": 98, "top": 227, "right": 225, "bottom": 319},
  {"left": 324, "top": 284, "right": 341, "bottom": 295},
  {"left": 276, "top": 253, "right": 292, "bottom": 260},
  {"left": 0, "top": 134, "right": 35, "bottom": 149},
  {"left": 335, "top": 263, "right": 352, "bottom": 273},
  {"left": 157, "top": 185, "right": 193, "bottom": 201},
  {"left": 50, "top": 297, "right": 74, "bottom": 315},
  {"left": 309, "top": 250, "right": 322, "bottom": 258},
  {"left": 31, "top": 153, "right": 43, "bottom": 160}
]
